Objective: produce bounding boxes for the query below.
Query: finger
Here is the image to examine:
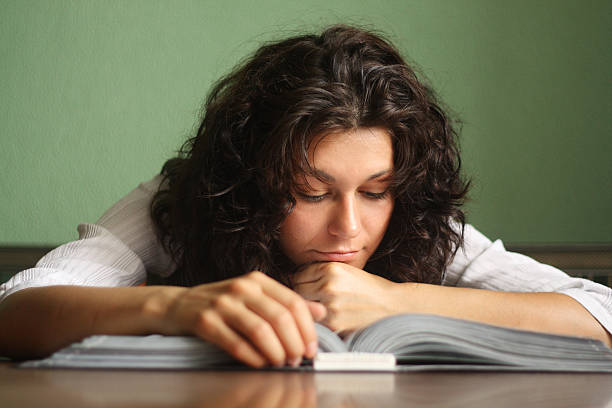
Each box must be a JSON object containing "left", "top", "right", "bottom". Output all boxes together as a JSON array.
[
  {"left": 249, "top": 272, "right": 320, "bottom": 359},
  {"left": 293, "top": 280, "right": 322, "bottom": 302},
  {"left": 227, "top": 272, "right": 308, "bottom": 363},
  {"left": 221, "top": 299, "right": 288, "bottom": 366},
  {"left": 306, "top": 301, "right": 326, "bottom": 321},
  {"left": 243, "top": 294, "right": 306, "bottom": 366},
  {"left": 193, "top": 309, "right": 267, "bottom": 368},
  {"left": 292, "top": 263, "right": 324, "bottom": 285}
]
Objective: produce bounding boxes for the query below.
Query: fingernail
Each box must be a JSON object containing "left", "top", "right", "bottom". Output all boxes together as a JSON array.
[
  {"left": 307, "top": 341, "right": 318, "bottom": 358},
  {"left": 288, "top": 357, "right": 302, "bottom": 367}
]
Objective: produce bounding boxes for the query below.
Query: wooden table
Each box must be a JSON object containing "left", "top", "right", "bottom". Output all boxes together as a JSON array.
[{"left": 1, "top": 362, "right": 611, "bottom": 408}]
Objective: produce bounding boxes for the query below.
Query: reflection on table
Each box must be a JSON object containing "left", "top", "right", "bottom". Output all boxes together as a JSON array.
[{"left": 1, "top": 363, "right": 612, "bottom": 408}]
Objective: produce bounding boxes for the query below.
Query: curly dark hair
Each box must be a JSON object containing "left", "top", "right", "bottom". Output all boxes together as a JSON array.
[{"left": 150, "top": 25, "right": 469, "bottom": 287}]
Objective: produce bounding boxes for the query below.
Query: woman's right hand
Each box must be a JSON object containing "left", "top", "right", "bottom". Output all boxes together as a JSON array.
[{"left": 145, "top": 271, "right": 326, "bottom": 368}]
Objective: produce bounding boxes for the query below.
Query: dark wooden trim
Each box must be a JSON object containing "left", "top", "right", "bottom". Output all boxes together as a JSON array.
[
  {"left": 0, "top": 247, "right": 53, "bottom": 279},
  {"left": 506, "top": 244, "right": 612, "bottom": 270},
  {"left": 507, "top": 243, "right": 612, "bottom": 252}
]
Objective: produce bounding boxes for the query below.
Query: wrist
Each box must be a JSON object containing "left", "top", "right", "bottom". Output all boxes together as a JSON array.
[
  {"left": 394, "top": 281, "right": 428, "bottom": 315},
  {"left": 141, "top": 285, "right": 188, "bottom": 334}
]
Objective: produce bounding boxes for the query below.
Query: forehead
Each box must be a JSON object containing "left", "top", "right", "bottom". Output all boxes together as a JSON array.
[
  {"left": 308, "top": 127, "right": 393, "bottom": 166},
  {"left": 290, "top": 127, "right": 394, "bottom": 187}
]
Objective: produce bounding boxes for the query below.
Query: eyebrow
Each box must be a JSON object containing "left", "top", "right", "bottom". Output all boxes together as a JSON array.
[{"left": 313, "top": 169, "right": 392, "bottom": 182}]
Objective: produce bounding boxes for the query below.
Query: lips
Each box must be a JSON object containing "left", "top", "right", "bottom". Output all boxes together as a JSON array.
[{"left": 313, "top": 250, "right": 359, "bottom": 262}]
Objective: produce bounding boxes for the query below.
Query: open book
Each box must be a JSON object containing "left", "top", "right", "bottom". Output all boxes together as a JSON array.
[{"left": 20, "top": 314, "right": 612, "bottom": 372}]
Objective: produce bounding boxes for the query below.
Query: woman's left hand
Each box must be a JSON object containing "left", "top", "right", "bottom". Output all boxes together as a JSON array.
[{"left": 293, "top": 262, "right": 404, "bottom": 336}]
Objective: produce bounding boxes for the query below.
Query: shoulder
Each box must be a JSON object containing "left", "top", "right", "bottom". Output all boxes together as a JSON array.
[
  {"left": 94, "top": 175, "right": 175, "bottom": 277},
  {"left": 96, "top": 175, "right": 165, "bottom": 226}
]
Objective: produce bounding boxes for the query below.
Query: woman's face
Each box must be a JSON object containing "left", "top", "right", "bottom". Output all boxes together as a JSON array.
[{"left": 279, "top": 127, "right": 394, "bottom": 270}]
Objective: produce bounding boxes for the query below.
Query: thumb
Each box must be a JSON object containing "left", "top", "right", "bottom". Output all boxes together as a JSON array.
[{"left": 306, "top": 301, "right": 327, "bottom": 322}]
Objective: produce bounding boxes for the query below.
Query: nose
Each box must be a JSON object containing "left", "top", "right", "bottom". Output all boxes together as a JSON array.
[{"left": 328, "top": 195, "right": 361, "bottom": 239}]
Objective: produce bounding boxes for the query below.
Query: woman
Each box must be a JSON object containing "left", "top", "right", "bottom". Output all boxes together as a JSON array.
[{"left": 1, "top": 25, "right": 610, "bottom": 368}]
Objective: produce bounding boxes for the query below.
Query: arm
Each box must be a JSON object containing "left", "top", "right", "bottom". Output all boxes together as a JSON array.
[
  {"left": 397, "top": 283, "right": 612, "bottom": 346},
  {"left": 0, "top": 274, "right": 325, "bottom": 366},
  {"left": 443, "top": 224, "right": 612, "bottom": 343},
  {"left": 293, "top": 225, "right": 612, "bottom": 345},
  {"left": 293, "top": 262, "right": 611, "bottom": 345},
  {"left": 0, "top": 285, "right": 163, "bottom": 359}
]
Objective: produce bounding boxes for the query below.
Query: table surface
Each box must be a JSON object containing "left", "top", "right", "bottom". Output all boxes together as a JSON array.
[{"left": 1, "top": 362, "right": 612, "bottom": 408}]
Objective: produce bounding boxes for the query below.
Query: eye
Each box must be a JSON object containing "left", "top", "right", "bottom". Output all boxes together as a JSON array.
[
  {"left": 361, "top": 190, "right": 389, "bottom": 200},
  {"left": 297, "top": 192, "right": 328, "bottom": 203}
]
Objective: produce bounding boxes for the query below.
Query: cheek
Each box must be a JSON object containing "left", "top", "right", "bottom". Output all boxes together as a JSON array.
[
  {"left": 365, "top": 200, "right": 394, "bottom": 238},
  {"left": 278, "top": 208, "right": 320, "bottom": 254}
]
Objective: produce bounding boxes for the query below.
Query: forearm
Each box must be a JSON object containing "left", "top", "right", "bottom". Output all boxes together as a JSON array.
[
  {"left": 399, "top": 283, "right": 612, "bottom": 346},
  {"left": 0, "top": 274, "right": 325, "bottom": 368},
  {"left": 0, "top": 285, "right": 184, "bottom": 359}
]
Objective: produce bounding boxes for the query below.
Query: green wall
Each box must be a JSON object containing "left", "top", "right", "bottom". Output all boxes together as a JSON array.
[{"left": 1, "top": 0, "right": 611, "bottom": 246}]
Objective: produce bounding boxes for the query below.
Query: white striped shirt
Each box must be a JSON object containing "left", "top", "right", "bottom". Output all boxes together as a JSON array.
[{"left": 2, "top": 176, "right": 611, "bottom": 333}]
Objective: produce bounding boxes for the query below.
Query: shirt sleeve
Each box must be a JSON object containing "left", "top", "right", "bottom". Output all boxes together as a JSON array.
[
  {"left": 0, "top": 176, "right": 174, "bottom": 303},
  {"left": 444, "top": 224, "right": 612, "bottom": 333}
]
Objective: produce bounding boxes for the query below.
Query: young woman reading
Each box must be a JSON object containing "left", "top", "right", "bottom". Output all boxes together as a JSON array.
[{"left": 1, "top": 25, "right": 610, "bottom": 368}]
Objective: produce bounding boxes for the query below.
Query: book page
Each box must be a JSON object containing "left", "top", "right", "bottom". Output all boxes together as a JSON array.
[
  {"left": 314, "top": 323, "right": 347, "bottom": 352},
  {"left": 340, "top": 314, "right": 612, "bottom": 371}
]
